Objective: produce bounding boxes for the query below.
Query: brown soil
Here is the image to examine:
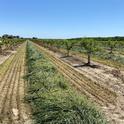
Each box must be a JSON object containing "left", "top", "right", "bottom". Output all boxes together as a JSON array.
[
  {"left": 0, "top": 47, "right": 19, "bottom": 65},
  {"left": 0, "top": 43, "right": 32, "bottom": 124},
  {"left": 0, "top": 52, "right": 13, "bottom": 65}
]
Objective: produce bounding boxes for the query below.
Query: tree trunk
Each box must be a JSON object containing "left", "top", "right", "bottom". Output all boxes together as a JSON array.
[
  {"left": 110, "top": 47, "right": 113, "bottom": 54},
  {"left": 0, "top": 45, "right": 2, "bottom": 54},
  {"left": 67, "top": 50, "right": 69, "bottom": 57},
  {"left": 87, "top": 53, "right": 91, "bottom": 65}
]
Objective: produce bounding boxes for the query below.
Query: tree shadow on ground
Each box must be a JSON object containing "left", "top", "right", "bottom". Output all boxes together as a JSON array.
[
  {"left": 60, "top": 56, "right": 81, "bottom": 61},
  {"left": 73, "top": 63, "right": 100, "bottom": 68},
  {"left": 60, "top": 55, "right": 71, "bottom": 58},
  {"left": 60, "top": 55, "right": 100, "bottom": 69}
]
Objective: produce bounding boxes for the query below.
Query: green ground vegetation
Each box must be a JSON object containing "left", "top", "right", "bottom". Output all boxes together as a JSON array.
[{"left": 25, "top": 42, "right": 107, "bottom": 124}]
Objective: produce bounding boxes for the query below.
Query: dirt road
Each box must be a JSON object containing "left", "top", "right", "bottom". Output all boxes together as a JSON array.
[{"left": 0, "top": 43, "right": 32, "bottom": 124}]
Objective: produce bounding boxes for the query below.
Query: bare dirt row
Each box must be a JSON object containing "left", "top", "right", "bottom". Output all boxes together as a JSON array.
[
  {"left": 0, "top": 43, "right": 32, "bottom": 124},
  {"left": 0, "top": 49, "right": 17, "bottom": 65},
  {"left": 34, "top": 42, "right": 124, "bottom": 124}
]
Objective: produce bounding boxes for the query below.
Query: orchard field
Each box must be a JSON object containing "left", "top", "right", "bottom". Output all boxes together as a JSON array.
[{"left": 0, "top": 37, "right": 124, "bottom": 124}]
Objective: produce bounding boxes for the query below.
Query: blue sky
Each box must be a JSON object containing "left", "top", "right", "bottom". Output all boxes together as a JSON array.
[{"left": 0, "top": 0, "right": 124, "bottom": 38}]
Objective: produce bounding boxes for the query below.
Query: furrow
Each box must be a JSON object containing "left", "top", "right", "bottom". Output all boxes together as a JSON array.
[
  {"left": 34, "top": 43, "right": 117, "bottom": 106},
  {"left": 0, "top": 46, "right": 23, "bottom": 123},
  {"left": 0, "top": 43, "right": 29, "bottom": 124}
]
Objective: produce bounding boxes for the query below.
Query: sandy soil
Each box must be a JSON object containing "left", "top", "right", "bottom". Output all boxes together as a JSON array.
[
  {"left": 0, "top": 43, "right": 32, "bottom": 124},
  {"left": 0, "top": 50, "right": 17, "bottom": 65}
]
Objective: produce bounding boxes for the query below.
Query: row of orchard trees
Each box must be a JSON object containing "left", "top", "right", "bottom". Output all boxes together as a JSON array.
[
  {"left": 34, "top": 38, "right": 124, "bottom": 66},
  {"left": 0, "top": 38, "right": 25, "bottom": 54}
]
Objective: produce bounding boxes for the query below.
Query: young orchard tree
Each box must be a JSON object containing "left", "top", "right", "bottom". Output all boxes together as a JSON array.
[
  {"left": 52, "top": 40, "right": 62, "bottom": 52},
  {"left": 63, "top": 39, "right": 76, "bottom": 57},
  {"left": 107, "top": 39, "right": 118, "bottom": 54},
  {"left": 46, "top": 40, "right": 57, "bottom": 51},
  {"left": 12, "top": 39, "right": 19, "bottom": 48},
  {"left": 9, "top": 39, "right": 15, "bottom": 50},
  {"left": 39, "top": 39, "right": 48, "bottom": 48},
  {"left": 3, "top": 39, "right": 10, "bottom": 50},
  {"left": 0, "top": 40, "right": 3, "bottom": 54},
  {"left": 45, "top": 40, "right": 55, "bottom": 49},
  {"left": 80, "top": 39, "right": 99, "bottom": 66},
  {"left": 117, "top": 41, "right": 124, "bottom": 52},
  {"left": 54, "top": 40, "right": 63, "bottom": 49}
]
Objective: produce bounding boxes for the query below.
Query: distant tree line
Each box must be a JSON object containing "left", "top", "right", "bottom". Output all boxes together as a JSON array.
[
  {"left": 1, "top": 34, "right": 20, "bottom": 39},
  {"left": 70, "top": 36, "right": 124, "bottom": 41}
]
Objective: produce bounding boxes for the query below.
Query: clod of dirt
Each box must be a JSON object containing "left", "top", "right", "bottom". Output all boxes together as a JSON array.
[
  {"left": 111, "top": 69, "right": 121, "bottom": 78},
  {"left": 12, "top": 108, "right": 19, "bottom": 117},
  {"left": 24, "top": 119, "right": 35, "bottom": 124},
  {"left": 105, "top": 69, "right": 124, "bottom": 82}
]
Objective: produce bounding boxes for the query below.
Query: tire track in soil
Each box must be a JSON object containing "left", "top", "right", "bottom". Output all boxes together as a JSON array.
[
  {"left": 17, "top": 44, "right": 32, "bottom": 124},
  {"left": 0, "top": 45, "right": 22, "bottom": 123},
  {"left": 0, "top": 56, "right": 20, "bottom": 123},
  {"left": 0, "top": 51, "right": 20, "bottom": 123},
  {"left": 63, "top": 57, "right": 124, "bottom": 94},
  {"left": 10, "top": 55, "right": 22, "bottom": 123},
  {"left": 0, "top": 54, "right": 18, "bottom": 95},
  {"left": 0, "top": 43, "right": 32, "bottom": 124}
]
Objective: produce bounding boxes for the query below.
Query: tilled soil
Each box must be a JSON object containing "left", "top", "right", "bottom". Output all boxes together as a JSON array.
[
  {"left": 0, "top": 43, "right": 32, "bottom": 124},
  {"left": 35, "top": 43, "right": 124, "bottom": 124},
  {"left": 0, "top": 49, "right": 17, "bottom": 65}
]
